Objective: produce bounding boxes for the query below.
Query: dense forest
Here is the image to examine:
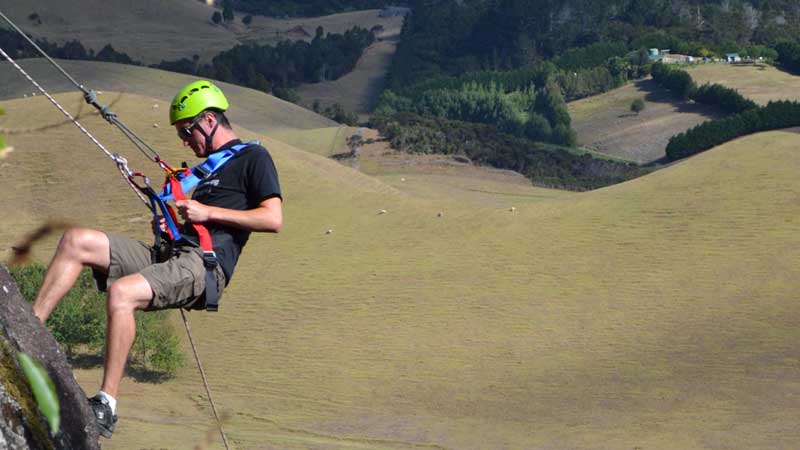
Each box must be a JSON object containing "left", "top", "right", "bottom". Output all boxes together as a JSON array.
[
  {"left": 369, "top": 0, "right": 800, "bottom": 189},
  {"left": 388, "top": 0, "right": 800, "bottom": 88}
]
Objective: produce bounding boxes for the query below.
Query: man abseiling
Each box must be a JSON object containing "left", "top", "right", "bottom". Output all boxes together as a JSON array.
[{"left": 31, "top": 80, "right": 282, "bottom": 438}]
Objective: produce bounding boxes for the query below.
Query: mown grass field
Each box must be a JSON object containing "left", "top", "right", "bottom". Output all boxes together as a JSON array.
[
  {"left": 568, "top": 78, "right": 724, "bottom": 163},
  {"left": 686, "top": 63, "right": 800, "bottom": 105},
  {"left": 2, "top": 82, "right": 800, "bottom": 450}
]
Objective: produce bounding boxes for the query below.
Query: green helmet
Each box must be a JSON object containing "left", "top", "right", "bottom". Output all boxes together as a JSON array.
[{"left": 169, "top": 80, "right": 229, "bottom": 125}]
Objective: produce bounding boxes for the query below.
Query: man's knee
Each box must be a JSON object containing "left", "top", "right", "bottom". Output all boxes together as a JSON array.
[
  {"left": 106, "top": 275, "right": 153, "bottom": 315},
  {"left": 58, "top": 228, "right": 110, "bottom": 267}
]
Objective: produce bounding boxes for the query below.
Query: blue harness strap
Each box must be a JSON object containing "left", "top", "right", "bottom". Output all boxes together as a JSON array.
[
  {"left": 157, "top": 142, "right": 255, "bottom": 243},
  {"left": 149, "top": 141, "right": 257, "bottom": 312}
]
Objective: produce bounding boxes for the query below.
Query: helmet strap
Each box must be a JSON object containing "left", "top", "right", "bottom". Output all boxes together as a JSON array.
[
  {"left": 205, "top": 122, "right": 220, "bottom": 151},
  {"left": 194, "top": 111, "right": 220, "bottom": 152}
]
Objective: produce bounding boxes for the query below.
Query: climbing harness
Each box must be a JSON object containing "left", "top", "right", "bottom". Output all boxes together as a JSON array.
[
  {"left": 153, "top": 141, "right": 255, "bottom": 312},
  {"left": 0, "top": 9, "right": 232, "bottom": 448}
]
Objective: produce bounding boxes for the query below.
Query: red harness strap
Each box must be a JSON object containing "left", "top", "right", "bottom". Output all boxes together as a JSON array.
[{"left": 165, "top": 169, "right": 214, "bottom": 251}]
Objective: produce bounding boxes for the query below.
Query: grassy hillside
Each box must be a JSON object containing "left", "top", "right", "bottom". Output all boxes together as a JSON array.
[
  {"left": 687, "top": 63, "right": 800, "bottom": 106},
  {"left": 1, "top": 2, "right": 402, "bottom": 65},
  {"left": 296, "top": 26, "right": 402, "bottom": 121},
  {"left": 2, "top": 87, "right": 800, "bottom": 450},
  {"left": 0, "top": 60, "right": 337, "bottom": 133}
]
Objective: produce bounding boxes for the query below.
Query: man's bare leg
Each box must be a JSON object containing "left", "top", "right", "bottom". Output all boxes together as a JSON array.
[
  {"left": 33, "top": 228, "right": 111, "bottom": 322},
  {"left": 100, "top": 273, "right": 153, "bottom": 399}
]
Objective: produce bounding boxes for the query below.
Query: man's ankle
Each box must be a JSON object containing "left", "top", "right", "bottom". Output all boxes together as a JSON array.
[{"left": 97, "top": 390, "right": 117, "bottom": 415}]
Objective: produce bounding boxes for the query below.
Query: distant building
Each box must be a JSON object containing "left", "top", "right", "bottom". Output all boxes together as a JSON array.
[
  {"left": 648, "top": 48, "right": 663, "bottom": 62},
  {"left": 379, "top": 6, "right": 411, "bottom": 17},
  {"left": 725, "top": 53, "right": 741, "bottom": 62},
  {"left": 649, "top": 49, "right": 693, "bottom": 64}
]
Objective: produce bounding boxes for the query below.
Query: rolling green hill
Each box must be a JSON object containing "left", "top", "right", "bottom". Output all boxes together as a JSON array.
[
  {"left": 0, "top": 60, "right": 337, "bottom": 133},
  {"left": 2, "top": 85, "right": 799, "bottom": 449}
]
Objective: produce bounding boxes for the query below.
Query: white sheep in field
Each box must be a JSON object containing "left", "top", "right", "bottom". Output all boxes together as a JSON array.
[
  {"left": 326, "top": 229, "right": 333, "bottom": 234},
  {"left": 437, "top": 212, "right": 444, "bottom": 217},
  {"left": 509, "top": 206, "right": 516, "bottom": 212},
  {"left": 379, "top": 209, "right": 387, "bottom": 214}
]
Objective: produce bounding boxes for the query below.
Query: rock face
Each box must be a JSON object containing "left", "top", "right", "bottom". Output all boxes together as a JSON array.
[{"left": 0, "top": 264, "right": 100, "bottom": 450}]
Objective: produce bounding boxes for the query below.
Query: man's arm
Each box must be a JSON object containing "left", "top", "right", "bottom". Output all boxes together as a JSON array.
[{"left": 176, "top": 196, "right": 282, "bottom": 233}]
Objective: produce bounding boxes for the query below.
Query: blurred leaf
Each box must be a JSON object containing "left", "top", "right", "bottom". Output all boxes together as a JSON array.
[{"left": 17, "top": 352, "right": 60, "bottom": 434}]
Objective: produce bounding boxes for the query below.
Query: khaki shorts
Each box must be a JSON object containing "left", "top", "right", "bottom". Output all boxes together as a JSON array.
[{"left": 93, "top": 232, "right": 226, "bottom": 311}]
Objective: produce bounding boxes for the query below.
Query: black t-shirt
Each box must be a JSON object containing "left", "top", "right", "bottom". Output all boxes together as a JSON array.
[{"left": 183, "top": 139, "right": 281, "bottom": 283}]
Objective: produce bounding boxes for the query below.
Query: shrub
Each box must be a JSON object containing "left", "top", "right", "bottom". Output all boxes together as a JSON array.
[
  {"left": 10, "top": 263, "right": 184, "bottom": 377},
  {"left": 11, "top": 264, "right": 105, "bottom": 356},
  {"left": 321, "top": 103, "right": 359, "bottom": 125},
  {"left": 631, "top": 98, "right": 645, "bottom": 114},
  {"left": 133, "top": 311, "right": 184, "bottom": 376},
  {"left": 272, "top": 86, "right": 300, "bottom": 104}
]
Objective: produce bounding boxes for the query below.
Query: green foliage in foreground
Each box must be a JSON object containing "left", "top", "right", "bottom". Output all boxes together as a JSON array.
[
  {"left": 12, "top": 264, "right": 105, "bottom": 356},
  {"left": 374, "top": 113, "right": 650, "bottom": 191},
  {"left": 11, "top": 263, "right": 184, "bottom": 377},
  {"left": 17, "top": 352, "right": 60, "bottom": 434}
]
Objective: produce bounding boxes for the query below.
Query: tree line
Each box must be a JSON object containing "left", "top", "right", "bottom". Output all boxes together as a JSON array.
[
  {"left": 375, "top": 74, "right": 577, "bottom": 147},
  {"left": 153, "top": 26, "right": 375, "bottom": 102},
  {"left": 666, "top": 100, "right": 800, "bottom": 160},
  {"left": 0, "top": 29, "right": 139, "bottom": 65},
  {"left": 372, "top": 112, "right": 649, "bottom": 191},
  {"left": 775, "top": 41, "right": 800, "bottom": 74}
]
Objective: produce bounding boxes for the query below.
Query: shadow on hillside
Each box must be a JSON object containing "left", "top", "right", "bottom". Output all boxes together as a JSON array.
[
  {"left": 69, "top": 353, "right": 104, "bottom": 369},
  {"left": 634, "top": 79, "right": 725, "bottom": 118},
  {"left": 68, "top": 353, "right": 171, "bottom": 383},
  {"left": 125, "top": 365, "right": 172, "bottom": 384}
]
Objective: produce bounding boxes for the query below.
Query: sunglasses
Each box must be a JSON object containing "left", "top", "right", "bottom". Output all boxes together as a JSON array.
[{"left": 177, "top": 114, "right": 205, "bottom": 140}]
